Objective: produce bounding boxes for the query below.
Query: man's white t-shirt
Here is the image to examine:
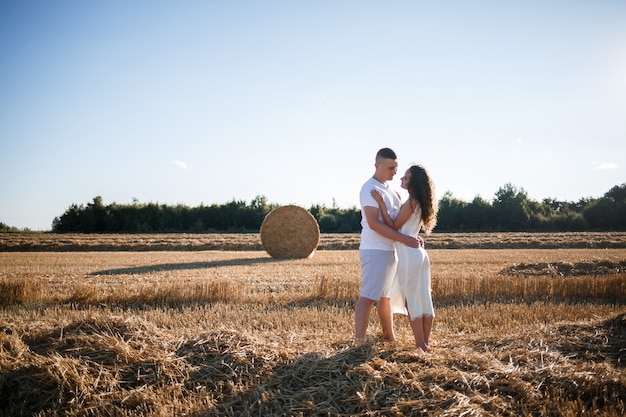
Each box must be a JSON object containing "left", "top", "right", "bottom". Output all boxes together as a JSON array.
[{"left": 359, "top": 177, "right": 401, "bottom": 251}]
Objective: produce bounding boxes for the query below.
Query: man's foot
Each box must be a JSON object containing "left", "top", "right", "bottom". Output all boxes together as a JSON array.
[{"left": 353, "top": 335, "right": 374, "bottom": 345}]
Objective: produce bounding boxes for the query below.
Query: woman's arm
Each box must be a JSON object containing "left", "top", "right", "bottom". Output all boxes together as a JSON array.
[
  {"left": 370, "top": 189, "right": 395, "bottom": 228},
  {"left": 370, "top": 190, "right": 416, "bottom": 231},
  {"left": 393, "top": 199, "right": 417, "bottom": 230}
]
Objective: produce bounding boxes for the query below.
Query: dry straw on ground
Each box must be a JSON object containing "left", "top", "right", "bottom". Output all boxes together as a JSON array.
[
  {"left": 1, "top": 235, "right": 626, "bottom": 416},
  {"left": 260, "top": 205, "right": 320, "bottom": 258},
  {"left": 2, "top": 232, "right": 626, "bottom": 251}
]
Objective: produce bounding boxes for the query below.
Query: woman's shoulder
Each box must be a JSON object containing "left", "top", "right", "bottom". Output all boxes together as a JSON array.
[{"left": 403, "top": 197, "right": 419, "bottom": 210}]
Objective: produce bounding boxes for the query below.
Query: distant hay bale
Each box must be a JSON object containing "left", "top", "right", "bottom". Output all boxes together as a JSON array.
[{"left": 260, "top": 205, "right": 320, "bottom": 258}]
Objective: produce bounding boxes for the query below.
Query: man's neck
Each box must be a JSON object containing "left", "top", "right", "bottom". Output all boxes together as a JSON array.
[{"left": 373, "top": 175, "right": 386, "bottom": 184}]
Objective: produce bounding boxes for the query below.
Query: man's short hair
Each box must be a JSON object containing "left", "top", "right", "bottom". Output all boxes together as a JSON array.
[{"left": 376, "top": 148, "right": 397, "bottom": 161}]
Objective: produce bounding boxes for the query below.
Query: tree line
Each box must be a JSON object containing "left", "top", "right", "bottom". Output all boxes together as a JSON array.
[
  {"left": 50, "top": 195, "right": 362, "bottom": 234},
  {"left": 45, "top": 183, "right": 626, "bottom": 233}
]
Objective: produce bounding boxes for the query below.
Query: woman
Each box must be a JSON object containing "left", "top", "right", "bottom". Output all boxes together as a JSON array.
[{"left": 371, "top": 164, "right": 438, "bottom": 351}]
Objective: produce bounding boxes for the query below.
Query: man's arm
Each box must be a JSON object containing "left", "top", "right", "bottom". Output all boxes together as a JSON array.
[{"left": 363, "top": 206, "right": 421, "bottom": 248}]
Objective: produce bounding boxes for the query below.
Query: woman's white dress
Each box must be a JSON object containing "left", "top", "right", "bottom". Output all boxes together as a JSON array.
[{"left": 390, "top": 209, "right": 435, "bottom": 319}]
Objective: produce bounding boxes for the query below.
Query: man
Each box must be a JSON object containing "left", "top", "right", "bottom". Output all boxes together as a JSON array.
[{"left": 355, "top": 148, "right": 422, "bottom": 341}]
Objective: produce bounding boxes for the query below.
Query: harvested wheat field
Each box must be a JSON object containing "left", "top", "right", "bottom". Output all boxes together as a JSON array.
[{"left": 1, "top": 233, "right": 625, "bottom": 416}]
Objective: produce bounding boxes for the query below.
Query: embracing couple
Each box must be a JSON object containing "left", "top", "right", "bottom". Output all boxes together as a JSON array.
[{"left": 355, "top": 147, "right": 438, "bottom": 352}]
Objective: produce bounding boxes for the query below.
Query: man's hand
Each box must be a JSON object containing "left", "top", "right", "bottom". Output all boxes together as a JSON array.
[{"left": 402, "top": 235, "right": 424, "bottom": 248}]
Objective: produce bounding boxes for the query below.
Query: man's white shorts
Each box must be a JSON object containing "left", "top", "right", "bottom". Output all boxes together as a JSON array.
[{"left": 359, "top": 249, "right": 398, "bottom": 301}]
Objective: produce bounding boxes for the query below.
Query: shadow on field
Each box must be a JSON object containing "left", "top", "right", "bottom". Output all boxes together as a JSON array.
[
  {"left": 178, "top": 334, "right": 379, "bottom": 416},
  {"left": 553, "top": 312, "right": 626, "bottom": 368},
  {"left": 90, "top": 257, "right": 283, "bottom": 276},
  {"left": 1, "top": 318, "right": 176, "bottom": 415},
  {"left": 19, "top": 319, "right": 136, "bottom": 360}
]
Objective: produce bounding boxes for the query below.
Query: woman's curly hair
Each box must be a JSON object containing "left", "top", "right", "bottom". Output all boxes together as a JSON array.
[{"left": 406, "top": 164, "right": 438, "bottom": 234}]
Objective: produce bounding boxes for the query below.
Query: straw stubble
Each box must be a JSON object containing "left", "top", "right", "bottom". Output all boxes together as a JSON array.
[{"left": 1, "top": 243, "right": 625, "bottom": 416}]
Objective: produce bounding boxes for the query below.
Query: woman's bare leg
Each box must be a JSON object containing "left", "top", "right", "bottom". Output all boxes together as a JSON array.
[
  {"left": 423, "top": 315, "right": 434, "bottom": 347},
  {"left": 409, "top": 317, "right": 428, "bottom": 351}
]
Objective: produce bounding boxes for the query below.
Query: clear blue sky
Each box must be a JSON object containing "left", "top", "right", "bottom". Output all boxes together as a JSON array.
[{"left": 1, "top": 1, "right": 625, "bottom": 230}]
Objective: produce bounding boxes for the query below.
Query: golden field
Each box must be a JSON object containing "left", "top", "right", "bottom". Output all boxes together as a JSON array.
[
  {"left": 1, "top": 232, "right": 625, "bottom": 416},
  {"left": 2, "top": 231, "right": 626, "bottom": 251}
]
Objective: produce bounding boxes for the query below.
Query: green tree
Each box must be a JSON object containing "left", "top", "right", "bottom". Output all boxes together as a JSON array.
[
  {"left": 583, "top": 198, "right": 618, "bottom": 229},
  {"left": 437, "top": 191, "right": 468, "bottom": 231},
  {"left": 492, "top": 184, "right": 531, "bottom": 231},
  {"left": 318, "top": 214, "right": 339, "bottom": 232},
  {"left": 463, "top": 195, "right": 493, "bottom": 230},
  {"left": 0, "top": 222, "right": 19, "bottom": 232},
  {"left": 605, "top": 184, "right": 626, "bottom": 202},
  {"left": 605, "top": 184, "right": 626, "bottom": 229}
]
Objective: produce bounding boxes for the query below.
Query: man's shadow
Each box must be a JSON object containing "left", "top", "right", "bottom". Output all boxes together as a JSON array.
[{"left": 176, "top": 335, "right": 382, "bottom": 416}]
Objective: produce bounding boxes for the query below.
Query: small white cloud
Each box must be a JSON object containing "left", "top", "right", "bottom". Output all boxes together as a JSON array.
[
  {"left": 595, "top": 162, "right": 618, "bottom": 170},
  {"left": 172, "top": 160, "right": 189, "bottom": 170}
]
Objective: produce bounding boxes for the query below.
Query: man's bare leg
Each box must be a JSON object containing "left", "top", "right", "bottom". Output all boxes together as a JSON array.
[
  {"left": 355, "top": 297, "right": 375, "bottom": 340},
  {"left": 378, "top": 297, "right": 396, "bottom": 341}
]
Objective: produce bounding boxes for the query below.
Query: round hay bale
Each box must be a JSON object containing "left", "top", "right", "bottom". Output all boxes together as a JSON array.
[{"left": 260, "top": 205, "right": 320, "bottom": 258}]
